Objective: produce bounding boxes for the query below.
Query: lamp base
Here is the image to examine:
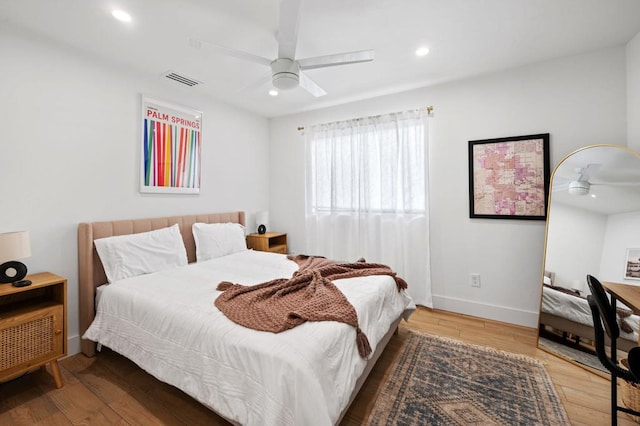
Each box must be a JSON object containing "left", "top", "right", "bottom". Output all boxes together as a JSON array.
[{"left": 0, "top": 260, "right": 28, "bottom": 283}]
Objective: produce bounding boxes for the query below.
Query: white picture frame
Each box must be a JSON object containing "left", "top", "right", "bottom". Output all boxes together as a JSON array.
[
  {"left": 140, "top": 96, "right": 202, "bottom": 194},
  {"left": 624, "top": 248, "right": 640, "bottom": 280}
]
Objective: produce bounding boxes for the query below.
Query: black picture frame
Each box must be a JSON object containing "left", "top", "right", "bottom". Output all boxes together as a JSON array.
[{"left": 468, "top": 133, "right": 550, "bottom": 220}]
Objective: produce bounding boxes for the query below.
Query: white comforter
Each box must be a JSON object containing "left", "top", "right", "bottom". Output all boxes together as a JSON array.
[{"left": 84, "top": 250, "right": 415, "bottom": 426}]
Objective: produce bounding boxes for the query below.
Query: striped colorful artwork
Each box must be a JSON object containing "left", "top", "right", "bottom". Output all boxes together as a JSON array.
[{"left": 140, "top": 97, "right": 202, "bottom": 194}]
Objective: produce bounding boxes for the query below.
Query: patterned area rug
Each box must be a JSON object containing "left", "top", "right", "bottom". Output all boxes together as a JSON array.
[
  {"left": 539, "top": 336, "right": 607, "bottom": 374},
  {"left": 367, "top": 331, "right": 569, "bottom": 425}
]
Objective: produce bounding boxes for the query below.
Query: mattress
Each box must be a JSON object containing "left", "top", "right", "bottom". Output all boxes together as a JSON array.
[
  {"left": 541, "top": 285, "right": 638, "bottom": 342},
  {"left": 84, "top": 249, "right": 415, "bottom": 425}
]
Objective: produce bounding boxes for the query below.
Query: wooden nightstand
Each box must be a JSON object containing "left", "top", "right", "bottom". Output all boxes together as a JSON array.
[
  {"left": 246, "top": 232, "right": 287, "bottom": 254},
  {"left": 0, "top": 272, "right": 67, "bottom": 388}
]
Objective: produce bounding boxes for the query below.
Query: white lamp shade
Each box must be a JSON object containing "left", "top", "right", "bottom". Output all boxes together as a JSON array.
[
  {"left": 256, "top": 211, "right": 269, "bottom": 231},
  {"left": 0, "top": 231, "right": 31, "bottom": 263}
]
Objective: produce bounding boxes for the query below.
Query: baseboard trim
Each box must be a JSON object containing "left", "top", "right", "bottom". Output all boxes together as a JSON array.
[
  {"left": 432, "top": 295, "right": 539, "bottom": 328},
  {"left": 67, "top": 334, "right": 81, "bottom": 356}
]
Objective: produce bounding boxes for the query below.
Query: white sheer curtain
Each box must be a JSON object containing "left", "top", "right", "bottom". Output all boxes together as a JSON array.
[{"left": 305, "top": 109, "right": 432, "bottom": 307}]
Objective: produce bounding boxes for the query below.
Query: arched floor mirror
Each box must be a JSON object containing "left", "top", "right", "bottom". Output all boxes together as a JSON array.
[{"left": 538, "top": 144, "right": 640, "bottom": 374}]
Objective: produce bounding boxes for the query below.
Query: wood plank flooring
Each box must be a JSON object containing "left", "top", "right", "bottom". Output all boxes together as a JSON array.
[{"left": 1, "top": 307, "right": 637, "bottom": 425}]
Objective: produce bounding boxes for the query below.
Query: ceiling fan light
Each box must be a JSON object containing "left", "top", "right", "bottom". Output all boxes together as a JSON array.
[
  {"left": 415, "top": 46, "right": 430, "bottom": 57},
  {"left": 568, "top": 180, "right": 590, "bottom": 196},
  {"left": 272, "top": 73, "right": 299, "bottom": 90},
  {"left": 112, "top": 10, "right": 132, "bottom": 22}
]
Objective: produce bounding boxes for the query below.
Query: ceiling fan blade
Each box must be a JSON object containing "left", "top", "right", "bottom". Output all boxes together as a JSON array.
[
  {"left": 299, "top": 71, "right": 327, "bottom": 97},
  {"left": 277, "top": 0, "right": 302, "bottom": 59},
  {"left": 298, "top": 50, "right": 375, "bottom": 70},
  {"left": 552, "top": 182, "right": 570, "bottom": 193},
  {"left": 577, "top": 163, "right": 601, "bottom": 182},
  {"left": 590, "top": 181, "right": 640, "bottom": 187},
  {"left": 190, "top": 38, "right": 272, "bottom": 67}
]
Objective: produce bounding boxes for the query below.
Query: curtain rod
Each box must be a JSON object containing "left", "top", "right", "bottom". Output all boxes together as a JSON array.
[{"left": 296, "top": 105, "right": 433, "bottom": 131}]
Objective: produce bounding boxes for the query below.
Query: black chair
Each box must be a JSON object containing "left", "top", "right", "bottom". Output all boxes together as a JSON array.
[
  {"left": 586, "top": 274, "right": 640, "bottom": 425},
  {"left": 630, "top": 347, "right": 640, "bottom": 380}
]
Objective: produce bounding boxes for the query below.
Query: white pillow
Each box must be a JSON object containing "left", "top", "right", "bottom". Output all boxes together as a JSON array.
[
  {"left": 192, "top": 222, "right": 247, "bottom": 261},
  {"left": 94, "top": 224, "right": 188, "bottom": 283},
  {"left": 543, "top": 275, "right": 552, "bottom": 285}
]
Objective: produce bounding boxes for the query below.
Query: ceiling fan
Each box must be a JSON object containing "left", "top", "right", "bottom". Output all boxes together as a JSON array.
[
  {"left": 554, "top": 163, "right": 640, "bottom": 196},
  {"left": 189, "top": 0, "right": 374, "bottom": 97},
  {"left": 561, "top": 164, "right": 601, "bottom": 196}
]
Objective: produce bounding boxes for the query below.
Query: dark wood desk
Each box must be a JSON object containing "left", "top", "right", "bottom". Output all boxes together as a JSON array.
[{"left": 602, "top": 281, "right": 640, "bottom": 316}]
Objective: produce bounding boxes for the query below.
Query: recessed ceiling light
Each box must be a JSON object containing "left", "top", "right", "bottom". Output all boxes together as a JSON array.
[
  {"left": 112, "top": 10, "right": 132, "bottom": 23},
  {"left": 269, "top": 89, "right": 279, "bottom": 97},
  {"left": 415, "top": 46, "right": 430, "bottom": 57}
]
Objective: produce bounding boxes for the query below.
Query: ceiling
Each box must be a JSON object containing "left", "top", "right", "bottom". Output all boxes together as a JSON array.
[
  {"left": 2, "top": 1, "right": 640, "bottom": 118},
  {"left": 551, "top": 146, "right": 640, "bottom": 216}
]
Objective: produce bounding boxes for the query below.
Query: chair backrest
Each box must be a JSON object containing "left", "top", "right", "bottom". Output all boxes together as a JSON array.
[
  {"left": 587, "top": 294, "right": 636, "bottom": 382},
  {"left": 586, "top": 274, "right": 620, "bottom": 340}
]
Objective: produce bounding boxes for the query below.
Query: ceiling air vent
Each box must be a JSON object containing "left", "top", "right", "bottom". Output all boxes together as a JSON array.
[{"left": 162, "top": 71, "right": 201, "bottom": 87}]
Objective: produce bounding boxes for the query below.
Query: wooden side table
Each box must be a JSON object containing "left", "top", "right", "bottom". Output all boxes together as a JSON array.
[
  {"left": 0, "top": 272, "right": 67, "bottom": 388},
  {"left": 246, "top": 232, "right": 287, "bottom": 254}
]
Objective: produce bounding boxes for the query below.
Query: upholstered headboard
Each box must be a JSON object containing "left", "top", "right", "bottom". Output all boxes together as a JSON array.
[
  {"left": 544, "top": 270, "right": 555, "bottom": 285},
  {"left": 78, "top": 211, "right": 245, "bottom": 356}
]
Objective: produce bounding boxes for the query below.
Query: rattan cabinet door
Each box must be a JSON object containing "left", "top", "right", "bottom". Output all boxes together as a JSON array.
[{"left": 0, "top": 303, "right": 64, "bottom": 381}]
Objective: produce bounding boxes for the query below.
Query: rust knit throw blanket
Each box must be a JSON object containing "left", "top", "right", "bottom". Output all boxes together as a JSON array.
[{"left": 215, "top": 254, "right": 408, "bottom": 358}]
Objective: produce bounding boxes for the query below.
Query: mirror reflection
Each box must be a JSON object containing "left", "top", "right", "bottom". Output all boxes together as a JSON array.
[{"left": 538, "top": 145, "right": 640, "bottom": 373}]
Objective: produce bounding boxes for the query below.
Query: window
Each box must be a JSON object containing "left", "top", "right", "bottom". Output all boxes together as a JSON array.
[
  {"left": 307, "top": 111, "right": 427, "bottom": 214},
  {"left": 304, "top": 108, "right": 433, "bottom": 308}
]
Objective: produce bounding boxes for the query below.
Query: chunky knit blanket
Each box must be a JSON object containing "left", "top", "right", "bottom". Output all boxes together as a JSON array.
[{"left": 215, "top": 254, "right": 408, "bottom": 358}]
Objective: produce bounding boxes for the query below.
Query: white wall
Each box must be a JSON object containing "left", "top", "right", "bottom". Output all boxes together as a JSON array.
[
  {"left": 269, "top": 47, "right": 627, "bottom": 327},
  {"left": 0, "top": 24, "right": 270, "bottom": 355},
  {"left": 2, "top": 24, "right": 632, "bottom": 354},
  {"left": 628, "top": 32, "right": 640, "bottom": 151},
  {"left": 600, "top": 211, "right": 640, "bottom": 284},
  {"left": 544, "top": 208, "right": 640, "bottom": 295},
  {"left": 544, "top": 204, "right": 607, "bottom": 293}
]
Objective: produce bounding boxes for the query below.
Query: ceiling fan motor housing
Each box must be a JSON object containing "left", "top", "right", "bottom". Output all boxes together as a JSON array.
[
  {"left": 568, "top": 180, "right": 590, "bottom": 195},
  {"left": 271, "top": 58, "right": 300, "bottom": 90}
]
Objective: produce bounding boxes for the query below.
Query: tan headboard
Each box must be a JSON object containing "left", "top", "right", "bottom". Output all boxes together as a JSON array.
[
  {"left": 544, "top": 270, "right": 555, "bottom": 285},
  {"left": 78, "top": 211, "right": 245, "bottom": 356}
]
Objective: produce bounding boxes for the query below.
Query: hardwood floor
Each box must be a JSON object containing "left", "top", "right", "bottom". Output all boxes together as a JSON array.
[{"left": 1, "top": 307, "right": 637, "bottom": 425}]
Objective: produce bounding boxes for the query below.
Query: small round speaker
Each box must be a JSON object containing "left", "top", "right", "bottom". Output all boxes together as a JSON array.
[
  {"left": 258, "top": 224, "right": 266, "bottom": 234},
  {"left": 0, "top": 261, "right": 28, "bottom": 283}
]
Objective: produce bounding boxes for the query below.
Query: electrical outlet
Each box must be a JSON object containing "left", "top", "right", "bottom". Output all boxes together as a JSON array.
[{"left": 470, "top": 273, "right": 481, "bottom": 287}]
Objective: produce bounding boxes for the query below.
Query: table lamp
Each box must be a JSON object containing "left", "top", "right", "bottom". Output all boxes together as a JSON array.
[
  {"left": 256, "top": 211, "right": 269, "bottom": 234},
  {"left": 0, "top": 231, "right": 32, "bottom": 286}
]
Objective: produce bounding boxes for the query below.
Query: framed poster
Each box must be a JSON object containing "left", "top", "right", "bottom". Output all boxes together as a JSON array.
[
  {"left": 140, "top": 96, "right": 202, "bottom": 194},
  {"left": 469, "top": 133, "right": 550, "bottom": 220},
  {"left": 624, "top": 248, "right": 640, "bottom": 280}
]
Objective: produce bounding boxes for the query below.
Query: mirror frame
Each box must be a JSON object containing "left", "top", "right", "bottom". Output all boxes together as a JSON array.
[{"left": 537, "top": 144, "right": 640, "bottom": 373}]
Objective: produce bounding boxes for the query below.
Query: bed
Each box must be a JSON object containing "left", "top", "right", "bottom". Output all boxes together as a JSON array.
[
  {"left": 539, "top": 273, "right": 638, "bottom": 352},
  {"left": 78, "top": 211, "right": 415, "bottom": 425}
]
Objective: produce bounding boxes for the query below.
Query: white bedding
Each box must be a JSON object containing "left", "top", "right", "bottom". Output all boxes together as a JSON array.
[
  {"left": 541, "top": 285, "right": 639, "bottom": 342},
  {"left": 84, "top": 250, "right": 415, "bottom": 425}
]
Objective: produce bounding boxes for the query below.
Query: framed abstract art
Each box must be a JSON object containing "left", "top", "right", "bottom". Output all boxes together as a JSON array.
[
  {"left": 469, "top": 133, "right": 550, "bottom": 220},
  {"left": 140, "top": 96, "right": 202, "bottom": 194}
]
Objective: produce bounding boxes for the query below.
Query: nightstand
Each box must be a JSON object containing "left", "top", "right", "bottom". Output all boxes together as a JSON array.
[
  {"left": 0, "top": 272, "right": 67, "bottom": 388},
  {"left": 246, "top": 232, "right": 287, "bottom": 254}
]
